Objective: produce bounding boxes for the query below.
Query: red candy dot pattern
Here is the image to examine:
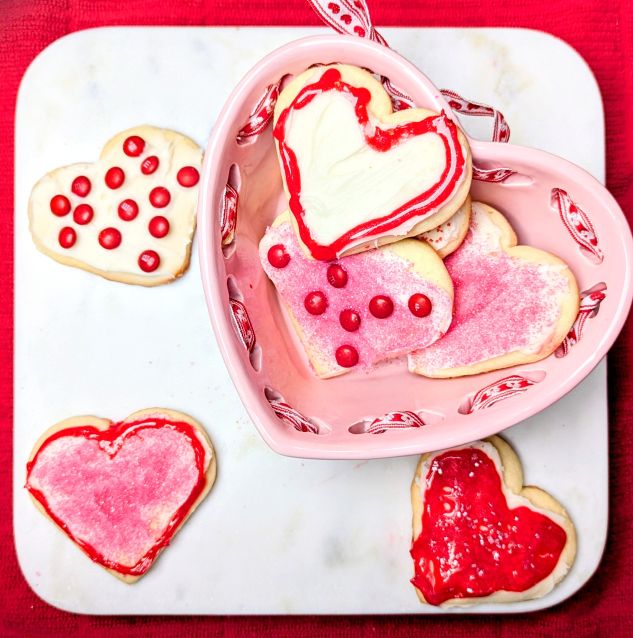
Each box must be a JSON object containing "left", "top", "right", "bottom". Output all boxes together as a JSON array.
[
  {"left": 99, "top": 227, "right": 122, "bottom": 250},
  {"left": 30, "top": 126, "right": 203, "bottom": 284},
  {"left": 260, "top": 218, "right": 453, "bottom": 377},
  {"left": 267, "top": 244, "right": 290, "bottom": 268},
  {"left": 50, "top": 195, "right": 71, "bottom": 216}
]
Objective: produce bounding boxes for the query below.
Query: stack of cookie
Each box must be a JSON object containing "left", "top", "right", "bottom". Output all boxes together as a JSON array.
[{"left": 259, "top": 64, "right": 579, "bottom": 379}]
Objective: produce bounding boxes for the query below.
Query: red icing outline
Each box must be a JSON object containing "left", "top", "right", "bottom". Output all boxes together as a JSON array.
[
  {"left": 26, "top": 417, "right": 209, "bottom": 577},
  {"left": 273, "top": 68, "right": 466, "bottom": 260},
  {"left": 410, "top": 447, "right": 567, "bottom": 605}
]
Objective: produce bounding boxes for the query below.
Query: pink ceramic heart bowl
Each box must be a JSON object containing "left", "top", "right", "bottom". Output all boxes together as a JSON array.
[{"left": 198, "top": 35, "right": 633, "bottom": 460}]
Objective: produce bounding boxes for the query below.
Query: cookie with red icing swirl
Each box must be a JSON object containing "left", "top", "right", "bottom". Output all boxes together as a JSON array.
[{"left": 272, "top": 64, "right": 472, "bottom": 261}]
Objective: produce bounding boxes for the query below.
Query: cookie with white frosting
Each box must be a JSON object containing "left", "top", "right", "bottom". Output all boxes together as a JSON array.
[
  {"left": 410, "top": 436, "right": 576, "bottom": 606},
  {"left": 419, "top": 196, "right": 471, "bottom": 258},
  {"left": 29, "top": 125, "right": 202, "bottom": 286},
  {"left": 409, "top": 201, "right": 579, "bottom": 377},
  {"left": 273, "top": 64, "right": 472, "bottom": 261},
  {"left": 260, "top": 211, "right": 454, "bottom": 378}
]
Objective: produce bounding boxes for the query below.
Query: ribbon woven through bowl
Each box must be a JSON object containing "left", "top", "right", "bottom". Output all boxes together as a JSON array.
[{"left": 198, "top": 35, "right": 633, "bottom": 459}]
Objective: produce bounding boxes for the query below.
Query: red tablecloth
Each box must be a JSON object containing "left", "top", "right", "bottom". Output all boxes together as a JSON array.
[{"left": 1, "top": 0, "right": 632, "bottom": 635}]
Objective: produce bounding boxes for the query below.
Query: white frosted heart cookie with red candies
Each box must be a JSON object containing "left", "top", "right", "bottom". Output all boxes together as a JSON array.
[
  {"left": 410, "top": 436, "right": 576, "bottom": 606},
  {"left": 259, "top": 212, "right": 454, "bottom": 378},
  {"left": 272, "top": 64, "right": 472, "bottom": 260},
  {"left": 29, "top": 125, "right": 202, "bottom": 286},
  {"left": 408, "top": 202, "right": 579, "bottom": 377},
  {"left": 419, "top": 196, "right": 471, "bottom": 258},
  {"left": 25, "top": 408, "right": 216, "bottom": 583}
]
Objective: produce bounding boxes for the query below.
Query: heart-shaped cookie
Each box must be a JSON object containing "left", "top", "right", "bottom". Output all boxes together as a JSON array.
[
  {"left": 273, "top": 64, "right": 472, "bottom": 260},
  {"left": 25, "top": 408, "right": 216, "bottom": 583},
  {"left": 259, "top": 212, "right": 453, "bottom": 378},
  {"left": 419, "top": 196, "right": 471, "bottom": 258},
  {"left": 410, "top": 436, "right": 576, "bottom": 606},
  {"left": 29, "top": 125, "right": 202, "bottom": 286},
  {"left": 409, "top": 201, "right": 580, "bottom": 377}
]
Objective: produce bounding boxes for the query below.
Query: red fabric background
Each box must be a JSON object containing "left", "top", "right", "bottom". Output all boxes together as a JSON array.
[{"left": 1, "top": 0, "right": 632, "bottom": 635}]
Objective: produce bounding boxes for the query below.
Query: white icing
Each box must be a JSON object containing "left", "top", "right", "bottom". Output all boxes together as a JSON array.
[
  {"left": 29, "top": 127, "right": 202, "bottom": 279},
  {"left": 284, "top": 91, "right": 449, "bottom": 245},
  {"left": 421, "top": 204, "right": 468, "bottom": 250},
  {"left": 415, "top": 441, "right": 571, "bottom": 606}
]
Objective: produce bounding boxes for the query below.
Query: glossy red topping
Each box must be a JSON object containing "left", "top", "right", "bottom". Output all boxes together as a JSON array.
[
  {"left": 71, "top": 175, "right": 91, "bottom": 197},
  {"left": 58, "top": 226, "right": 76, "bottom": 249},
  {"left": 118, "top": 199, "right": 139, "bottom": 221},
  {"left": 369, "top": 295, "right": 394, "bottom": 318},
  {"left": 25, "top": 417, "right": 208, "bottom": 577},
  {"left": 177, "top": 166, "right": 200, "bottom": 187},
  {"left": 149, "top": 216, "right": 170, "bottom": 238},
  {"left": 339, "top": 309, "right": 361, "bottom": 332},
  {"left": 123, "top": 135, "right": 145, "bottom": 157},
  {"left": 50, "top": 195, "right": 71, "bottom": 216},
  {"left": 105, "top": 167, "right": 125, "bottom": 189},
  {"left": 73, "top": 204, "right": 94, "bottom": 225},
  {"left": 410, "top": 447, "right": 567, "bottom": 606},
  {"left": 99, "top": 227, "right": 122, "bottom": 250},
  {"left": 138, "top": 250, "right": 160, "bottom": 272},
  {"left": 408, "top": 293, "right": 432, "bottom": 317},
  {"left": 149, "top": 187, "right": 171, "bottom": 208},
  {"left": 141, "top": 156, "right": 159, "bottom": 175},
  {"left": 267, "top": 244, "right": 290, "bottom": 268},
  {"left": 272, "top": 68, "right": 466, "bottom": 261},
  {"left": 327, "top": 264, "right": 348, "bottom": 288},
  {"left": 304, "top": 291, "right": 328, "bottom": 315},
  {"left": 335, "top": 345, "right": 359, "bottom": 368}
]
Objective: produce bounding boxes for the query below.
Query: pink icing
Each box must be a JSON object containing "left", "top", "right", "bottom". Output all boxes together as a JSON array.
[
  {"left": 27, "top": 422, "right": 208, "bottom": 571},
  {"left": 260, "top": 221, "right": 453, "bottom": 374},
  {"left": 409, "top": 209, "right": 571, "bottom": 372}
]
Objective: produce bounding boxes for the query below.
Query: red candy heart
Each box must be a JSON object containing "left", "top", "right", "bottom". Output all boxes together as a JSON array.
[
  {"left": 410, "top": 438, "right": 573, "bottom": 605},
  {"left": 26, "top": 410, "right": 215, "bottom": 582}
]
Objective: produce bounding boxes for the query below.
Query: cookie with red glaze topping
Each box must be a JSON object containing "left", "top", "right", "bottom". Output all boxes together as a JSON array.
[
  {"left": 29, "top": 126, "right": 202, "bottom": 286},
  {"left": 259, "top": 212, "right": 454, "bottom": 378},
  {"left": 272, "top": 64, "right": 472, "bottom": 260},
  {"left": 409, "top": 201, "right": 579, "bottom": 377},
  {"left": 25, "top": 408, "right": 216, "bottom": 583},
  {"left": 410, "top": 436, "right": 576, "bottom": 606}
]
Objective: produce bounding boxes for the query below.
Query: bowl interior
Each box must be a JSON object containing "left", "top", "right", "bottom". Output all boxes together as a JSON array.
[{"left": 199, "top": 36, "right": 632, "bottom": 458}]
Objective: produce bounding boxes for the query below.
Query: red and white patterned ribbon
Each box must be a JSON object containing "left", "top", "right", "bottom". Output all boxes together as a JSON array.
[
  {"left": 440, "top": 89, "right": 511, "bottom": 144},
  {"left": 556, "top": 285, "right": 607, "bottom": 357},
  {"left": 268, "top": 396, "right": 319, "bottom": 434},
  {"left": 220, "top": 182, "right": 238, "bottom": 245},
  {"left": 228, "top": 298, "right": 256, "bottom": 353},
  {"left": 236, "top": 81, "right": 281, "bottom": 143},
  {"left": 471, "top": 166, "right": 517, "bottom": 183},
  {"left": 366, "top": 410, "right": 425, "bottom": 434},
  {"left": 306, "top": 0, "right": 414, "bottom": 109},
  {"left": 551, "top": 188, "right": 603, "bottom": 263},
  {"left": 468, "top": 375, "right": 535, "bottom": 413}
]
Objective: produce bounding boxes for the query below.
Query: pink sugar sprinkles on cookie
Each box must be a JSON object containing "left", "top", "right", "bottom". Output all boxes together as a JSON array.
[
  {"left": 26, "top": 409, "right": 216, "bottom": 582},
  {"left": 260, "top": 213, "right": 454, "bottom": 378},
  {"left": 409, "top": 202, "right": 579, "bottom": 377}
]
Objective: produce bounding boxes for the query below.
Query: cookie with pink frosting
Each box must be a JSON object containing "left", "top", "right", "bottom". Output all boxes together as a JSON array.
[
  {"left": 26, "top": 408, "right": 216, "bottom": 583},
  {"left": 419, "top": 197, "right": 471, "bottom": 258},
  {"left": 272, "top": 64, "right": 472, "bottom": 261},
  {"left": 408, "top": 202, "right": 579, "bottom": 377},
  {"left": 260, "top": 212, "right": 454, "bottom": 378}
]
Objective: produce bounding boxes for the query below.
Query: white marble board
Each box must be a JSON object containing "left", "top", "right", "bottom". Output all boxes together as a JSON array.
[{"left": 14, "top": 27, "right": 607, "bottom": 614}]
